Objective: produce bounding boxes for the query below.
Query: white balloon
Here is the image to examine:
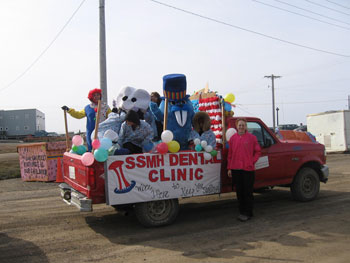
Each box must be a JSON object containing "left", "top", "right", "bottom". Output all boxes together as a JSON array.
[
  {"left": 200, "top": 140, "right": 208, "bottom": 148},
  {"left": 205, "top": 145, "right": 213, "bottom": 153},
  {"left": 104, "top": 129, "right": 119, "bottom": 142},
  {"left": 161, "top": 130, "right": 174, "bottom": 143},
  {"left": 194, "top": 138, "right": 200, "bottom": 145},
  {"left": 204, "top": 152, "right": 212, "bottom": 160},
  {"left": 226, "top": 128, "right": 237, "bottom": 141}
]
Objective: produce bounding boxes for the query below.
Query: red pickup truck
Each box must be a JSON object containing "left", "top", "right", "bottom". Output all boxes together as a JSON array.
[{"left": 59, "top": 116, "right": 328, "bottom": 227}]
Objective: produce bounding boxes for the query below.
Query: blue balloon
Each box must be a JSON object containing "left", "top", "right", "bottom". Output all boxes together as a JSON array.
[
  {"left": 224, "top": 102, "right": 232, "bottom": 112},
  {"left": 143, "top": 142, "right": 154, "bottom": 152},
  {"left": 195, "top": 144, "right": 202, "bottom": 152},
  {"left": 94, "top": 148, "right": 108, "bottom": 162},
  {"left": 100, "top": 137, "right": 112, "bottom": 150},
  {"left": 225, "top": 142, "right": 229, "bottom": 149},
  {"left": 76, "top": 145, "right": 87, "bottom": 155}
]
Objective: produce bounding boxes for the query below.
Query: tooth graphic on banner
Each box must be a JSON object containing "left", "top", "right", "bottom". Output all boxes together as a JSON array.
[{"left": 108, "top": 160, "right": 136, "bottom": 194}]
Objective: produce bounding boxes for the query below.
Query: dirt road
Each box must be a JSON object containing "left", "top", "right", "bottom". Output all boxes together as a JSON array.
[{"left": 1, "top": 154, "right": 349, "bottom": 263}]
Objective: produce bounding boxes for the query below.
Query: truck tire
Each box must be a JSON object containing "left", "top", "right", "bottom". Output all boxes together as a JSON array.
[
  {"left": 291, "top": 167, "right": 320, "bottom": 202},
  {"left": 134, "top": 199, "right": 179, "bottom": 227}
]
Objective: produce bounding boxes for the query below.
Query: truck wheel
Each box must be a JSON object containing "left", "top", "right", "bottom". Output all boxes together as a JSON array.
[
  {"left": 134, "top": 199, "right": 179, "bottom": 227},
  {"left": 291, "top": 167, "right": 320, "bottom": 201}
]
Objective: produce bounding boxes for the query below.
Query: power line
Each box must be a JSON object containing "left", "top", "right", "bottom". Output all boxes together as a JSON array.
[
  {"left": 238, "top": 98, "right": 347, "bottom": 106},
  {"left": 0, "top": 0, "right": 87, "bottom": 93},
  {"left": 326, "top": 0, "right": 350, "bottom": 10},
  {"left": 252, "top": 0, "right": 350, "bottom": 31},
  {"left": 273, "top": 0, "right": 350, "bottom": 26},
  {"left": 305, "top": 0, "right": 350, "bottom": 16},
  {"left": 149, "top": 0, "right": 350, "bottom": 58}
]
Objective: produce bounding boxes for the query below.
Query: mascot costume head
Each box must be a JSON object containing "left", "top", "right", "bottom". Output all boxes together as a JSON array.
[{"left": 152, "top": 74, "right": 194, "bottom": 150}]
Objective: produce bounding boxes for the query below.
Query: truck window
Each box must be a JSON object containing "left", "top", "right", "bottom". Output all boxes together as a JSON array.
[{"left": 247, "top": 122, "right": 275, "bottom": 147}]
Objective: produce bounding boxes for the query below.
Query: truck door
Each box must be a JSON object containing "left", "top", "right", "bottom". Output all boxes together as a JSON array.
[{"left": 247, "top": 121, "right": 287, "bottom": 188}]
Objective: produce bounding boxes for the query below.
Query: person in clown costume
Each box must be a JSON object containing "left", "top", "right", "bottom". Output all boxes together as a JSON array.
[{"left": 61, "top": 88, "right": 111, "bottom": 151}]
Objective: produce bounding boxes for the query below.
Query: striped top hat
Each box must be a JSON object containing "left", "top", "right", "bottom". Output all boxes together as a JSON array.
[{"left": 163, "top": 74, "right": 188, "bottom": 102}]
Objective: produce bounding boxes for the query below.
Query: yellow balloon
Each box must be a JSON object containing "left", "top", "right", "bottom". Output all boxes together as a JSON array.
[
  {"left": 224, "top": 93, "right": 235, "bottom": 103},
  {"left": 167, "top": 140, "right": 180, "bottom": 153}
]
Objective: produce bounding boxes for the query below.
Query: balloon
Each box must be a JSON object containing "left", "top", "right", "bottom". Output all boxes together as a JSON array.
[
  {"left": 94, "top": 148, "right": 108, "bottom": 162},
  {"left": 72, "top": 145, "right": 78, "bottom": 153},
  {"left": 72, "top": 135, "right": 83, "bottom": 146},
  {"left": 195, "top": 144, "right": 202, "bottom": 152},
  {"left": 76, "top": 145, "right": 87, "bottom": 155},
  {"left": 210, "top": 150, "right": 218, "bottom": 157},
  {"left": 143, "top": 142, "right": 154, "bottom": 152},
  {"left": 224, "top": 102, "right": 232, "bottom": 112},
  {"left": 100, "top": 137, "right": 112, "bottom": 150},
  {"left": 156, "top": 142, "right": 168, "bottom": 154},
  {"left": 200, "top": 140, "right": 207, "bottom": 148},
  {"left": 205, "top": 145, "right": 213, "bottom": 153},
  {"left": 204, "top": 152, "right": 212, "bottom": 160},
  {"left": 194, "top": 138, "right": 201, "bottom": 145},
  {"left": 168, "top": 140, "right": 180, "bottom": 153},
  {"left": 104, "top": 129, "right": 118, "bottom": 142},
  {"left": 225, "top": 142, "right": 229, "bottom": 149},
  {"left": 224, "top": 93, "right": 235, "bottom": 103},
  {"left": 161, "top": 130, "right": 174, "bottom": 143},
  {"left": 92, "top": 139, "right": 101, "bottom": 149},
  {"left": 81, "top": 152, "right": 94, "bottom": 166},
  {"left": 226, "top": 128, "right": 237, "bottom": 141}
]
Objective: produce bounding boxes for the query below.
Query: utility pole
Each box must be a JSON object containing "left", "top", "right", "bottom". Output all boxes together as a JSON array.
[
  {"left": 99, "top": 0, "right": 107, "bottom": 103},
  {"left": 264, "top": 74, "right": 281, "bottom": 130},
  {"left": 348, "top": 95, "right": 350, "bottom": 110},
  {"left": 276, "top": 107, "right": 279, "bottom": 126}
]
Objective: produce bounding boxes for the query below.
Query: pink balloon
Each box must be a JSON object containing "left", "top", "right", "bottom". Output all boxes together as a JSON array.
[
  {"left": 81, "top": 152, "right": 94, "bottom": 166},
  {"left": 92, "top": 139, "right": 101, "bottom": 149},
  {"left": 156, "top": 142, "right": 168, "bottom": 154},
  {"left": 72, "top": 135, "right": 83, "bottom": 146}
]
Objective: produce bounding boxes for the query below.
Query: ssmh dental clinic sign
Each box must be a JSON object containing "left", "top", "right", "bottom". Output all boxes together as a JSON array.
[{"left": 106, "top": 151, "right": 222, "bottom": 205}]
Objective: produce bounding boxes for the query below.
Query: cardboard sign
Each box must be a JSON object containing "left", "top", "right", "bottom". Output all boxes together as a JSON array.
[
  {"left": 255, "top": 156, "right": 269, "bottom": 170},
  {"left": 106, "top": 151, "right": 222, "bottom": 205}
]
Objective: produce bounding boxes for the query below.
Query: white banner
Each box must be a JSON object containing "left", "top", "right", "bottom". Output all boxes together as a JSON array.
[{"left": 106, "top": 151, "right": 222, "bottom": 205}]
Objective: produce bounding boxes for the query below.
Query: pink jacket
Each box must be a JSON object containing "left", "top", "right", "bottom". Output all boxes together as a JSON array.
[{"left": 227, "top": 132, "right": 261, "bottom": 171}]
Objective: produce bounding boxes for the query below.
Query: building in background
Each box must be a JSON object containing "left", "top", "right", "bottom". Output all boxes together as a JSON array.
[{"left": 0, "top": 109, "right": 45, "bottom": 137}]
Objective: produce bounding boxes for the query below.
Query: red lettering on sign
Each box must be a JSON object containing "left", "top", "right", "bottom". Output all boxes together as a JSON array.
[
  {"left": 149, "top": 170, "right": 158, "bottom": 182},
  {"left": 169, "top": 154, "right": 178, "bottom": 166},
  {"left": 177, "top": 169, "right": 186, "bottom": 181},
  {"left": 188, "top": 153, "right": 198, "bottom": 165},
  {"left": 195, "top": 168, "right": 203, "bottom": 180},
  {"left": 171, "top": 169, "right": 176, "bottom": 181},
  {"left": 136, "top": 155, "right": 146, "bottom": 168},
  {"left": 179, "top": 154, "right": 189, "bottom": 166},
  {"left": 125, "top": 157, "right": 135, "bottom": 169},
  {"left": 160, "top": 169, "right": 170, "bottom": 181}
]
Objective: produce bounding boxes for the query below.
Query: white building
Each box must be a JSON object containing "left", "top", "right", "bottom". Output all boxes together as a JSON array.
[{"left": 0, "top": 109, "right": 45, "bottom": 137}]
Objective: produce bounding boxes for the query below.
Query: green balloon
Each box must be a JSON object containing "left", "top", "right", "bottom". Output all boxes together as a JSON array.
[
  {"left": 210, "top": 150, "right": 217, "bottom": 157},
  {"left": 72, "top": 145, "right": 78, "bottom": 152}
]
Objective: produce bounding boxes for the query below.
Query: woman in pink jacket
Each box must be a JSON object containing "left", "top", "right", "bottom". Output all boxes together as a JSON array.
[{"left": 227, "top": 118, "right": 261, "bottom": 222}]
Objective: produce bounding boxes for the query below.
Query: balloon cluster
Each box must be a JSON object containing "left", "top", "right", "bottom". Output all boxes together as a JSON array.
[
  {"left": 156, "top": 130, "right": 180, "bottom": 154},
  {"left": 223, "top": 93, "right": 235, "bottom": 113},
  {"left": 71, "top": 135, "right": 87, "bottom": 155},
  {"left": 193, "top": 138, "right": 218, "bottom": 160}
]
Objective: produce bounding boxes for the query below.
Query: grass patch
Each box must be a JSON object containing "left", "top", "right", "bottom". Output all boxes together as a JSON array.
[{"left": 0, "top": 158, "right": 21, "bottom": 180}]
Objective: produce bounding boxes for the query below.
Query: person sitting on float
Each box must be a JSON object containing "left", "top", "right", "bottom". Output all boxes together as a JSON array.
[
  {"left": 61, "top": 88, "right": 111, "bottom": 151},
  {"left": 115, "top": 110, "right": 154, "bottom": 155},
  {"left": 189, "top": 111, "right": 216, "bottom": 148}
]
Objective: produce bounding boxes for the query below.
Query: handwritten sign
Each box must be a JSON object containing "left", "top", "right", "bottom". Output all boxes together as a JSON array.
[
  {"left": 18, "top": 144, "right": 48, "bottom": 181},
  {"left": 106, "top": 151, "right": 222, "bottom": 205}
]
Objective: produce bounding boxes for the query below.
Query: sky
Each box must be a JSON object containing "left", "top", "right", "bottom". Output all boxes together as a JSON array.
[{"left": 1, "top": 0, "right": 349, "bottom": 133}]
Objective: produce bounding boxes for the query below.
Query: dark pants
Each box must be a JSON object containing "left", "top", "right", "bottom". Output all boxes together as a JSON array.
[
  {"left": 232, "top": 169, "right": 255, "bottom": 217},
  {"left": 123, "top": 142, "right": 142, "bottom": 154}
]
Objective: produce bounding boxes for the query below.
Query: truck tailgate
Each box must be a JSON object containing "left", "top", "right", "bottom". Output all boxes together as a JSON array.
[{"left": 63, "top": 152, "right": 105, "bottom": 204}]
